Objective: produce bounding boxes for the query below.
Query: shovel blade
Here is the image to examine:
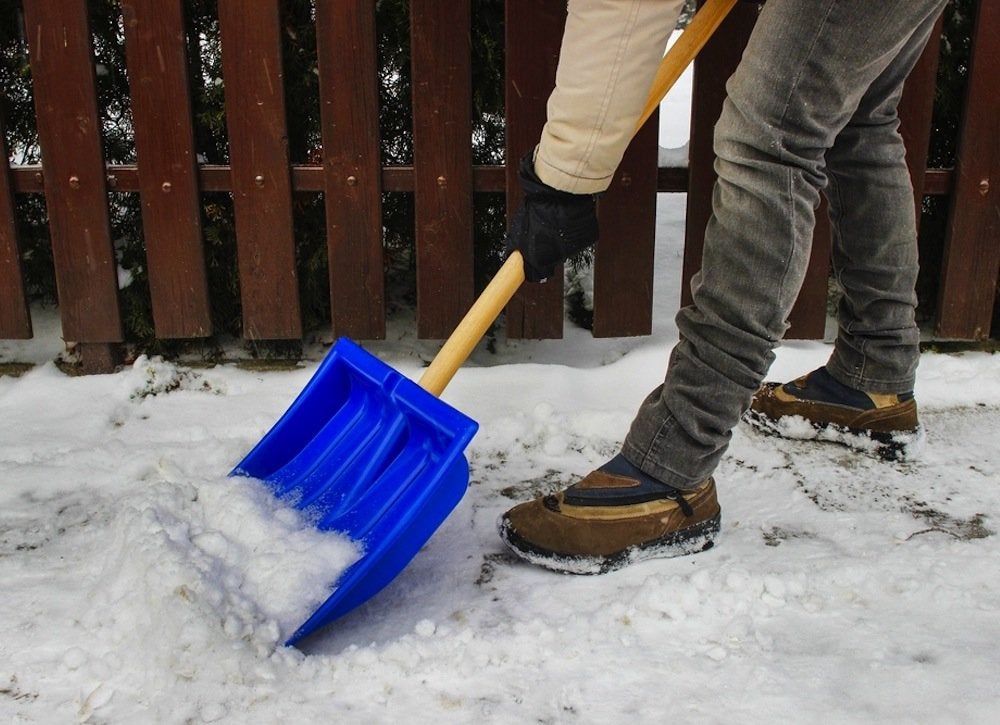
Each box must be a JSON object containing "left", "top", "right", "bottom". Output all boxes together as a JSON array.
[{"left": 231, "top": 338, "right": 478, "bottom": 644}]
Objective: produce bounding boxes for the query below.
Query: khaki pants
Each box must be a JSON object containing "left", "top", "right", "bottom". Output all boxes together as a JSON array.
[{"left": 534, "top": 0, "right": 686, "bottom": 194}]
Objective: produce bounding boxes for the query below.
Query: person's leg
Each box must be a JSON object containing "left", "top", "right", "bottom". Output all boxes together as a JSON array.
[
  {"left": 622, "top": 0, "right": 948, "bottom": 487},
  {"left": 497, "top": 0, "right": 703, "bottom": 575},
  {"left": 744, "top": 6, "right": 945, "bottom": 459},
  {"left": 534, "top": 0, "right": 685, "bottom": 194},
  {"left": 824, "top": 9, "right": 945, "bottom": 393},
  {"left": 499, "top": 0, "right": 949, "bottom": 573}
]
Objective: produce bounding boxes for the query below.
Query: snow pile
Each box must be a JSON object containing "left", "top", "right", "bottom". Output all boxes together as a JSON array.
[
  {"left": 1, "top": 359, "right": 360, "bottom": 722},
  {"left": 71, "top": 469, "right": 358, "bottom": 721}
]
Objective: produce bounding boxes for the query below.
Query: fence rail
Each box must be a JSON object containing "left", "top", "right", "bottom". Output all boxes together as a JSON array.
[{"left": 1, "top": 0, "right": 998, "bottom": 373}]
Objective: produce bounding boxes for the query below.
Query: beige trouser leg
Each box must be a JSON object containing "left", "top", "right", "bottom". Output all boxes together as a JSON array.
[{"left": 534, "top": 0, "right": 686, "bottom": 194}]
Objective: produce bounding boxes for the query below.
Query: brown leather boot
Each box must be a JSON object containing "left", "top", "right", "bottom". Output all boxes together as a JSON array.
[
  {"left": 744, "top": 367, "right": 922, "bottom": 460},
  {"left": 498, "top": 459, "right": 721, "bottom": 575}
]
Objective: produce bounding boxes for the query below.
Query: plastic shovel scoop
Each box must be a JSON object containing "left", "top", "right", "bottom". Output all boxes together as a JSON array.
[
  {"left": 230, "top": 0, "right": 737, "bottom": 647},
  {"left": 231, "top": 252, "right": 525, "bottom": 646}
]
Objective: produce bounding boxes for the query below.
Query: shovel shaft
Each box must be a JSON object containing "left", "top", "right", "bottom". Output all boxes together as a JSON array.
[
  {"left": 418, "top": 251, "right": 526, "bottom": 396},
  {"left": 635, "top": 0, "right": 739, "bottom": 132},
  {"left": 419, "top": 0, "right": 739, "bottom": 398}
]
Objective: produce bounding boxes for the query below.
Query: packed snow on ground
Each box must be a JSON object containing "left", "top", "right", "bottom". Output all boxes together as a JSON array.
[{"left": 4, "top": 59, "right": 1000, "bottom": 725}]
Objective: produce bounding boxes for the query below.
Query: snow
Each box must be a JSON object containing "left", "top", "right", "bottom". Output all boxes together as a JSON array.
[{"left": 4, "top": 56, "right": 1000, "bottom": 725}]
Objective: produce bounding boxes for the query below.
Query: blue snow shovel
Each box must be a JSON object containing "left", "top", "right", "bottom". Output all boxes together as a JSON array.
[
  {"left": 230, "top": 0, "right": 738, "bottom": 647},
  {"left": 231, "top": 252, "right": 524, "bottom": 646}
]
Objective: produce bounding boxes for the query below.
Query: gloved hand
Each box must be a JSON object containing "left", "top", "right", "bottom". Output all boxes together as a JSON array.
[{"left": 504, "top": 154, "right": 599, "bottom": 283}]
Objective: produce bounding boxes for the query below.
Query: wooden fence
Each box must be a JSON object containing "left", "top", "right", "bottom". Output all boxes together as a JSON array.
[{"left": 1, "top": 0, "right": 998, "bottom": 373}]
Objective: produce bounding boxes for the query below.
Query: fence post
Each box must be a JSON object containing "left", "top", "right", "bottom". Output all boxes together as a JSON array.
[
  {"left": 682, "top": 1, "right": 754, "bottom": 307},
  {"left": 410, "top": 0, "right": 475, "bottom": 339},
  {"left": 899, "top": 15, "right": 944, "bottom": 230},
  {"left": 593, "top": 119, "right": 659, "bottom": 337},
  {"left": 316, "top": 0, "right": 385, "bottom": 340},
  {"left": 504, "top": 0, "right": 565, "bottom": 339},
  {"left": 23, "top": 0, "right": 122, "bottom": 371},
  {"left": 218, "top": 0, "right": 302, "bottom": 340},
  {"left": 121, "top": 0, "right": 212, "bottom": 339},
  {"left": 687, "top": 2, "right": 832, "bottom": 339},
  {"left": 936, "top": 0, "right": 1000, "bottom": 339},
  {"left": 0, "top": 110, "right": 32, "bottom": 340}
]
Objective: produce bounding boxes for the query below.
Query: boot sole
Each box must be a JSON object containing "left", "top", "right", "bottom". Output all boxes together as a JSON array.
[
  {"left": 497, "top": 512, "right": 721, "bottom": 575},
  {"left": 743, "top": 408, "right": 925, "bottom": 461}
]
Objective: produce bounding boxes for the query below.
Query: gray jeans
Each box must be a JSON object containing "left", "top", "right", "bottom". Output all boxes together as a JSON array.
[{"left": 623, "top": 0, "right": 948, "bottom": 488}]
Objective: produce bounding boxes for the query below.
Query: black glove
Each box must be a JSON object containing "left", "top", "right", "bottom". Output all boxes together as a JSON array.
[{"left": 504, "top": 154, "right": 599, "bottom": 283}]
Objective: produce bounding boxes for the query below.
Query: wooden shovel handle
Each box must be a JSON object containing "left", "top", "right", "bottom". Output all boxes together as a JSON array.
[
  {"left": 635, "top": 0, "right": 739, "bottom": 132},
  {"left": 418, "top": 0, "right": 739, "bottom": 397},
  {"left": 419, "top": 250, "right": 526, "bottom": 396}
]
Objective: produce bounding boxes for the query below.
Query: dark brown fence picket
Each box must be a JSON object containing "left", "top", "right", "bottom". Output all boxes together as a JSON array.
[
  {"left": 410, "top": 0, "right": 475, "bottom": 339},
  {"left": 683, "top": 1, "right": 837, "bottom": 340},
  {"left": 218, "top": 0, "right": 301, "bottom": 340},
  {"left": 0, "top": 110, "right": 31, "bottom": 340},
  {"left": 503, "top": 0, "right": 565, "bottom": 339},
  {"left": 121, "top": 0, "right": 211, "bottom": 339},
  {"left": 593, "top": 118, "right": 660, "bottom": 338},
  {"left": 899, "top": 16, "right": 944, "bottom": 223},
  {"left": 683, "top": 1, "right": 754, "bottom": 312},
  {"left": 315, "top": 0, "right": 385, "bottom": 340},
  {"left": 936, "top": 0, "right": 1000, "bottom": 340},
  {"left": 22, "top": 0, "right": 123, "bottom": 371}
]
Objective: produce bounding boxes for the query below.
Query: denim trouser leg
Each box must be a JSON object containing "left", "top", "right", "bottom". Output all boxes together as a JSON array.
[
  {"left": 824, "top": 10, "right": 945, "bottom": 393},
  {"left": 622, "top": 0, "right": 947, "bottom": 488}
]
